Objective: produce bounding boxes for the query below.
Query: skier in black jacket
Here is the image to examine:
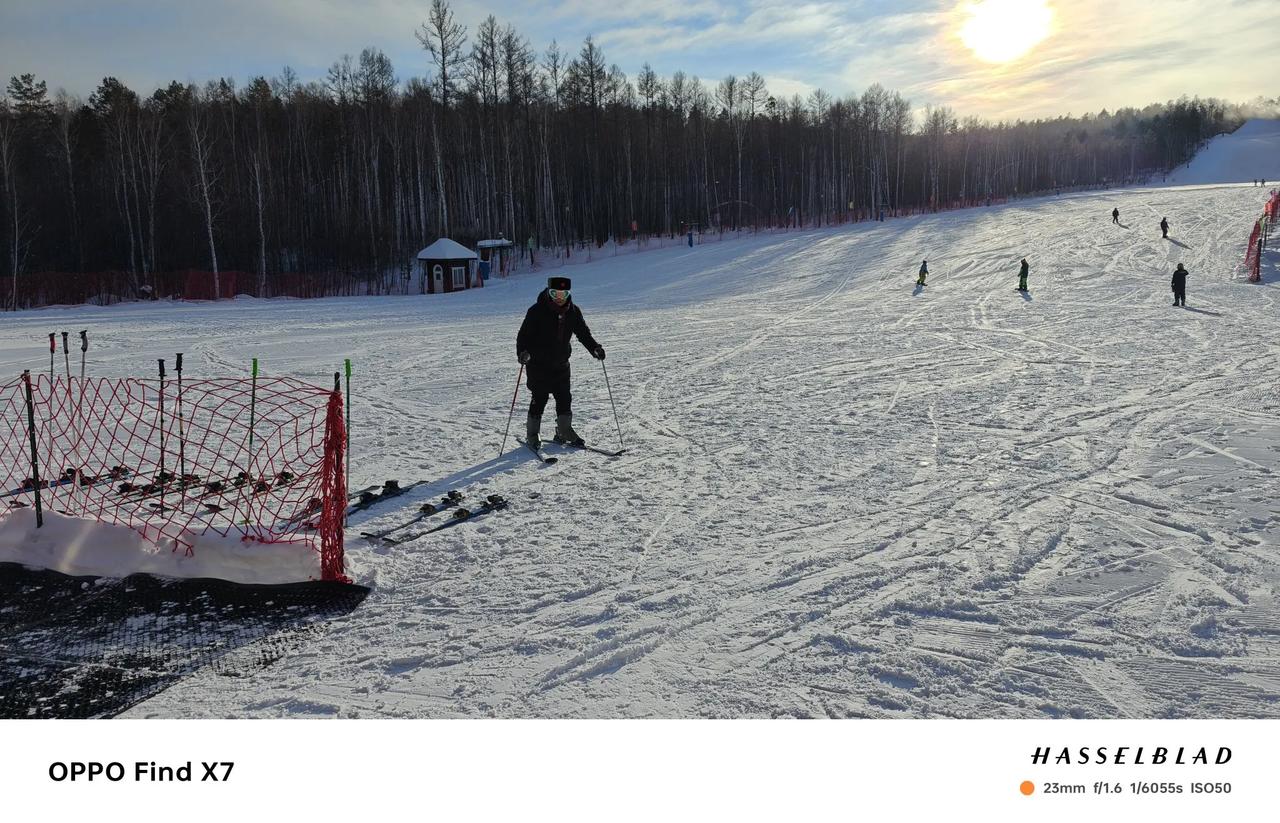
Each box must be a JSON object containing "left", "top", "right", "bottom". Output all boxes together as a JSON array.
[
  {"left": 516, "top": 276, "right": 605, "bottom": 449},
  {"left": 1017, "top": 258, "right": 1030, "bottom": 292},
  {"left": 1160, "top": 217, "right": 1169, "bottom": 238},
  {"left": 1171, "top": 263, "right": 1188, "bottom": 306},
  {"left": 1112, "top": 207, "right": 1120, "bottom": 224}
]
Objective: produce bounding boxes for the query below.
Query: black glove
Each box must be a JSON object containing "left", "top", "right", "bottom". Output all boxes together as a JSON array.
[
  {"left": 518, "top": 351, "right": 531, "bottom": 364},
  {"left": 591, "top": 345, "right": 606, "bottom": 360}
]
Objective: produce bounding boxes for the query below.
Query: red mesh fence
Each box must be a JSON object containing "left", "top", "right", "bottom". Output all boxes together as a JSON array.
[
  {"left": 1242, "top": 194, "right": 1278, "bottom": 283},
  {"left": 1245, "top": 221, "right": 1262, "bottom": 282},
  {"left": 0, "top": 371, "right": 348, "bottom": 582}
]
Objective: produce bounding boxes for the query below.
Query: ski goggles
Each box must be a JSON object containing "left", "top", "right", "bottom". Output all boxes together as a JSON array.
[{"left": 548, "top": 288, "right": 570, "bottom": 301}]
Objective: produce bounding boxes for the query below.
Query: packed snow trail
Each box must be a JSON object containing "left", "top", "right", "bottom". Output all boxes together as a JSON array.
[{"left": 3, "top": 183, "right": 1276, "bottom": 718}]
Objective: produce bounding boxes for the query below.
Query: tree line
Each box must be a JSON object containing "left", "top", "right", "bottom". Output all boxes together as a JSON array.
[{"left": 0, "top": 0, "right": 1269, "bottom": 307}]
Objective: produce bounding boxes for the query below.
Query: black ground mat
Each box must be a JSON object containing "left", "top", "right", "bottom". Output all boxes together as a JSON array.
[{"left": 0, "top": 563, "right": 369, "bottom": 718}]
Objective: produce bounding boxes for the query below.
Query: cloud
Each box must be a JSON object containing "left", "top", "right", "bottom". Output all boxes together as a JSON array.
[{"left": 0, "top": 0, "right": 1272, "bottom": 121}]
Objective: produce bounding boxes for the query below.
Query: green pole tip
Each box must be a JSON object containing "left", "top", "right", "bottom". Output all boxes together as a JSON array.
[
  {"left": 344, "top": 359, "right": 352, "bottom": 377},
  {"left": 251, "top": 358, "right": 259, "bottom": 377}
]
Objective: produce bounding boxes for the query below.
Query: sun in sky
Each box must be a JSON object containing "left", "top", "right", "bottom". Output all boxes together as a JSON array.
[{"left": 959, "top": 0, "right": 1055, "bottom": 64}]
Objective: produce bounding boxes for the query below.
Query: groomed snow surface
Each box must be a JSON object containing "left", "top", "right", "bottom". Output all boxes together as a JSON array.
[
  {"left": 2, "top": 182, "right": 1278, "bottom": 718},
  {"left": 1164, "top": 118, "right": 1280, "bottom": 185}
]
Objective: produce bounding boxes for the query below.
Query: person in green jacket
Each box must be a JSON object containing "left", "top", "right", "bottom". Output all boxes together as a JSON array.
[
  {"left": 1017, "top": 258, "right": 1029, "bottom": 292},
  {"left": 917, "top": 260, "right": 928, "bottom": 286}
]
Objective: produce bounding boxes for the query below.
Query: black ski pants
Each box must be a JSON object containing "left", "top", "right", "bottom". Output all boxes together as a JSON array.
[
  {"left": 527, "top": 363, "right": 572, "bottom": 417},
  {"left": 1173, "top": 284, "right": 1186, "bottom": 305}
]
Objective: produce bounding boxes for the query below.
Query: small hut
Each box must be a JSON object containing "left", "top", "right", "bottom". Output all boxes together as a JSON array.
[
  {"left": 416, "top": 238, "right": 479, "bottom": 294},
  {"left": 476, "top": 237, "right": 515, "bottom": 281}
]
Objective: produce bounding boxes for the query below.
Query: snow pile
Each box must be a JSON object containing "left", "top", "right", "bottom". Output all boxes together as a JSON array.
[
  {"left": 0, "top": 508, "right": 322, "bottom": 584},
  {"left": 1164, "top": 119, "right": 1280, "bottom": 185}
]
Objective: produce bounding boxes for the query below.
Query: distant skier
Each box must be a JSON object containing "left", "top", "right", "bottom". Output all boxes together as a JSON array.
[
  {"left": 917, "top": 260, "right": 928, "bottom": 286},
  {"left": 1171, "top": 263, "right": 1188, "bottom": 307},
  {"left": 1017, "top": 258, "right": 1030, "bottom": 292},
  {"left": 1160, "top": 217, "right": 1169, "bottom": 239},
  {"left": 1112, "top": 207, "right": 1120, "bottom": 224},
  {"left": 516, "top": 276, "right": 605, "bottom": 450}
]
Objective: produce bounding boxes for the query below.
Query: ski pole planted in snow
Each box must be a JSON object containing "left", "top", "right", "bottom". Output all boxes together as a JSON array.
[
  {"left": 248, "top": 357, "right": 259, "bottom": 452},
  {"left": 600, "top": 360, "right": 624, "bottom": 452},
  {"left": 74, "top": 331, "right": 89, "bottom": 512},
  {"left": 499, "top": 364, "right": 524, "bottom": 458},
  {"left": 175, "top": 352, "right": 186, "bottom": 484},
  {"left": 61, "top": 332, "right": 70, "bottom": 378},
  {"left": 157, "top": 359, "right": 167, "bottom": 513},
  {"left": 48, "top": 333, "right": 55, "bottom": 381},
  {"left": 22, "top": 370, "right": 44, "bottom": 528}
]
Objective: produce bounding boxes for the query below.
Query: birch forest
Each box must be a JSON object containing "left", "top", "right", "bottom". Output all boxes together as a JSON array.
[{"left": 0, "top": 0, "right": 1263, "bottom": 306}]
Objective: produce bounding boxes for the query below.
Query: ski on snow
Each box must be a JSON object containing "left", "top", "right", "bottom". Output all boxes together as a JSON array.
[
  {"left": 548, "top": 440, "right": 625, "bottom": 458},
  {"left": 3, "top": 466, "right": 132, "bottom": 505},
  {"left": 346, "top": 479, "right": 432, "bottom": 516},
  {"left": 516, "top": 438, "right": 623, "bottom": 460},
  {"left": 359, "top": 490, "right": 465, "bottom": 540},
  {"left": 517, "top": 440, "right": 558, "bottom": 464},
  {"left": 387, "top": 494, "right": 509, "bottom": 542}
]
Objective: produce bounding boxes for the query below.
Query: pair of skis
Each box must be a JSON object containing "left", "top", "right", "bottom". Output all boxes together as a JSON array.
[
  {"left": 521, "top": 439, "right": 625, "bottom": 464},
  {"left": 359, "top": 490, "right": 465, "bottom": 540},
  {"left": 3, "top": 465, "right": 132, "bottom": 507},
  {"left": 346, "top": 479, "right": 432, "bottom": 516},
  {"left": 374, "top": 494, "right": 509, "bottom": 544}
]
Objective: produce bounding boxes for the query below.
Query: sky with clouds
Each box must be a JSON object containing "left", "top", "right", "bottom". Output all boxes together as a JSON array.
[{"left": 2, "top": 0, "right": 1275, "bottom": 120}]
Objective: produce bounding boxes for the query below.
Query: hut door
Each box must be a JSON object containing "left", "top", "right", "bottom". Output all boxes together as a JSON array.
[{"left": 432, "top": 264, "right": 444, "bottom": 294}]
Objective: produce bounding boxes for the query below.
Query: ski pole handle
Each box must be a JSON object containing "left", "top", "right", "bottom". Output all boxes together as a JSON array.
[
  {"left": 49, "top": 333, "right": 55, "bottom": 353},
  {"left": 252, "top": 357, "right": 259, "bottom": 378},
  {"left": 79, "top": 330, "right": 88, "bottom": 352},
  {"left": 175, "top": 352, "right": 183, "bottom": 373},
  {"left": 334, "top": 372, "right": 341, "bottom": 392},
  {"left": 158, "top": 359, "right": 165, "bottom": 380},
  {"left": 61, "top": 331, "right": 69, "bottom": 352}
]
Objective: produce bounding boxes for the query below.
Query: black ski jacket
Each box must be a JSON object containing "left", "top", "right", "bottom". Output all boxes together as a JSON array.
[
  {"left": 1171, "top": 267, "right": 1188, "bottom": 288},
  {"left": 517, "top": 290, "right": 600, "bottom": 368}
]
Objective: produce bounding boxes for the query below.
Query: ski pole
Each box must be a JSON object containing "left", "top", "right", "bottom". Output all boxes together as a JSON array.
[
  {"left": 22, "top": 370, "right": 44, "bottom": 528},
  {"left": 61, "top": 331, "right": 70, "bottom": 378},
  {"left": 499, "top": 364, "right": 524, "bottom": 458},
  {"left": 344, "top": 358, "right": 352, "bottom": 504},
  {"left": 157, "top": 358, "right": 166, "bottom": 513},
  {"left": 75, "top": 331, "right": 88, "bottom": 513},
  {"left": 600, "top": 359, "right": 624, "bottom": 452},
  {"left": 48, "top": 333, "right": 55, "bottom": 381},
  {"left": 175, "top": 352, "right": 186, "bottom": 485},
  {"left": 248, "top": 357, "right": 259, "bottom": 452}
]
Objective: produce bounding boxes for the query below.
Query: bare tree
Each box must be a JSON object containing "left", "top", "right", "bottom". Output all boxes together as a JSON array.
[{"left": 187, "top": 88, "right": 221, "bottom": 294}]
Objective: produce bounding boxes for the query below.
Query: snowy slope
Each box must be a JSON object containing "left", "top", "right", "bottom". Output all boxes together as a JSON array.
[
  {"left": 1164, "top": 118, "right": 1280, "bottom": 185},
  {"left": 2, "top": 183, "right": 1278, "bottom": 719}
]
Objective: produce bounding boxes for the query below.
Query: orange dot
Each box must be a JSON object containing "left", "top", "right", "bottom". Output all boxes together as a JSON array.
[{"left": 1020, "top": 781, "right": 1035, "bottom": 796}]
